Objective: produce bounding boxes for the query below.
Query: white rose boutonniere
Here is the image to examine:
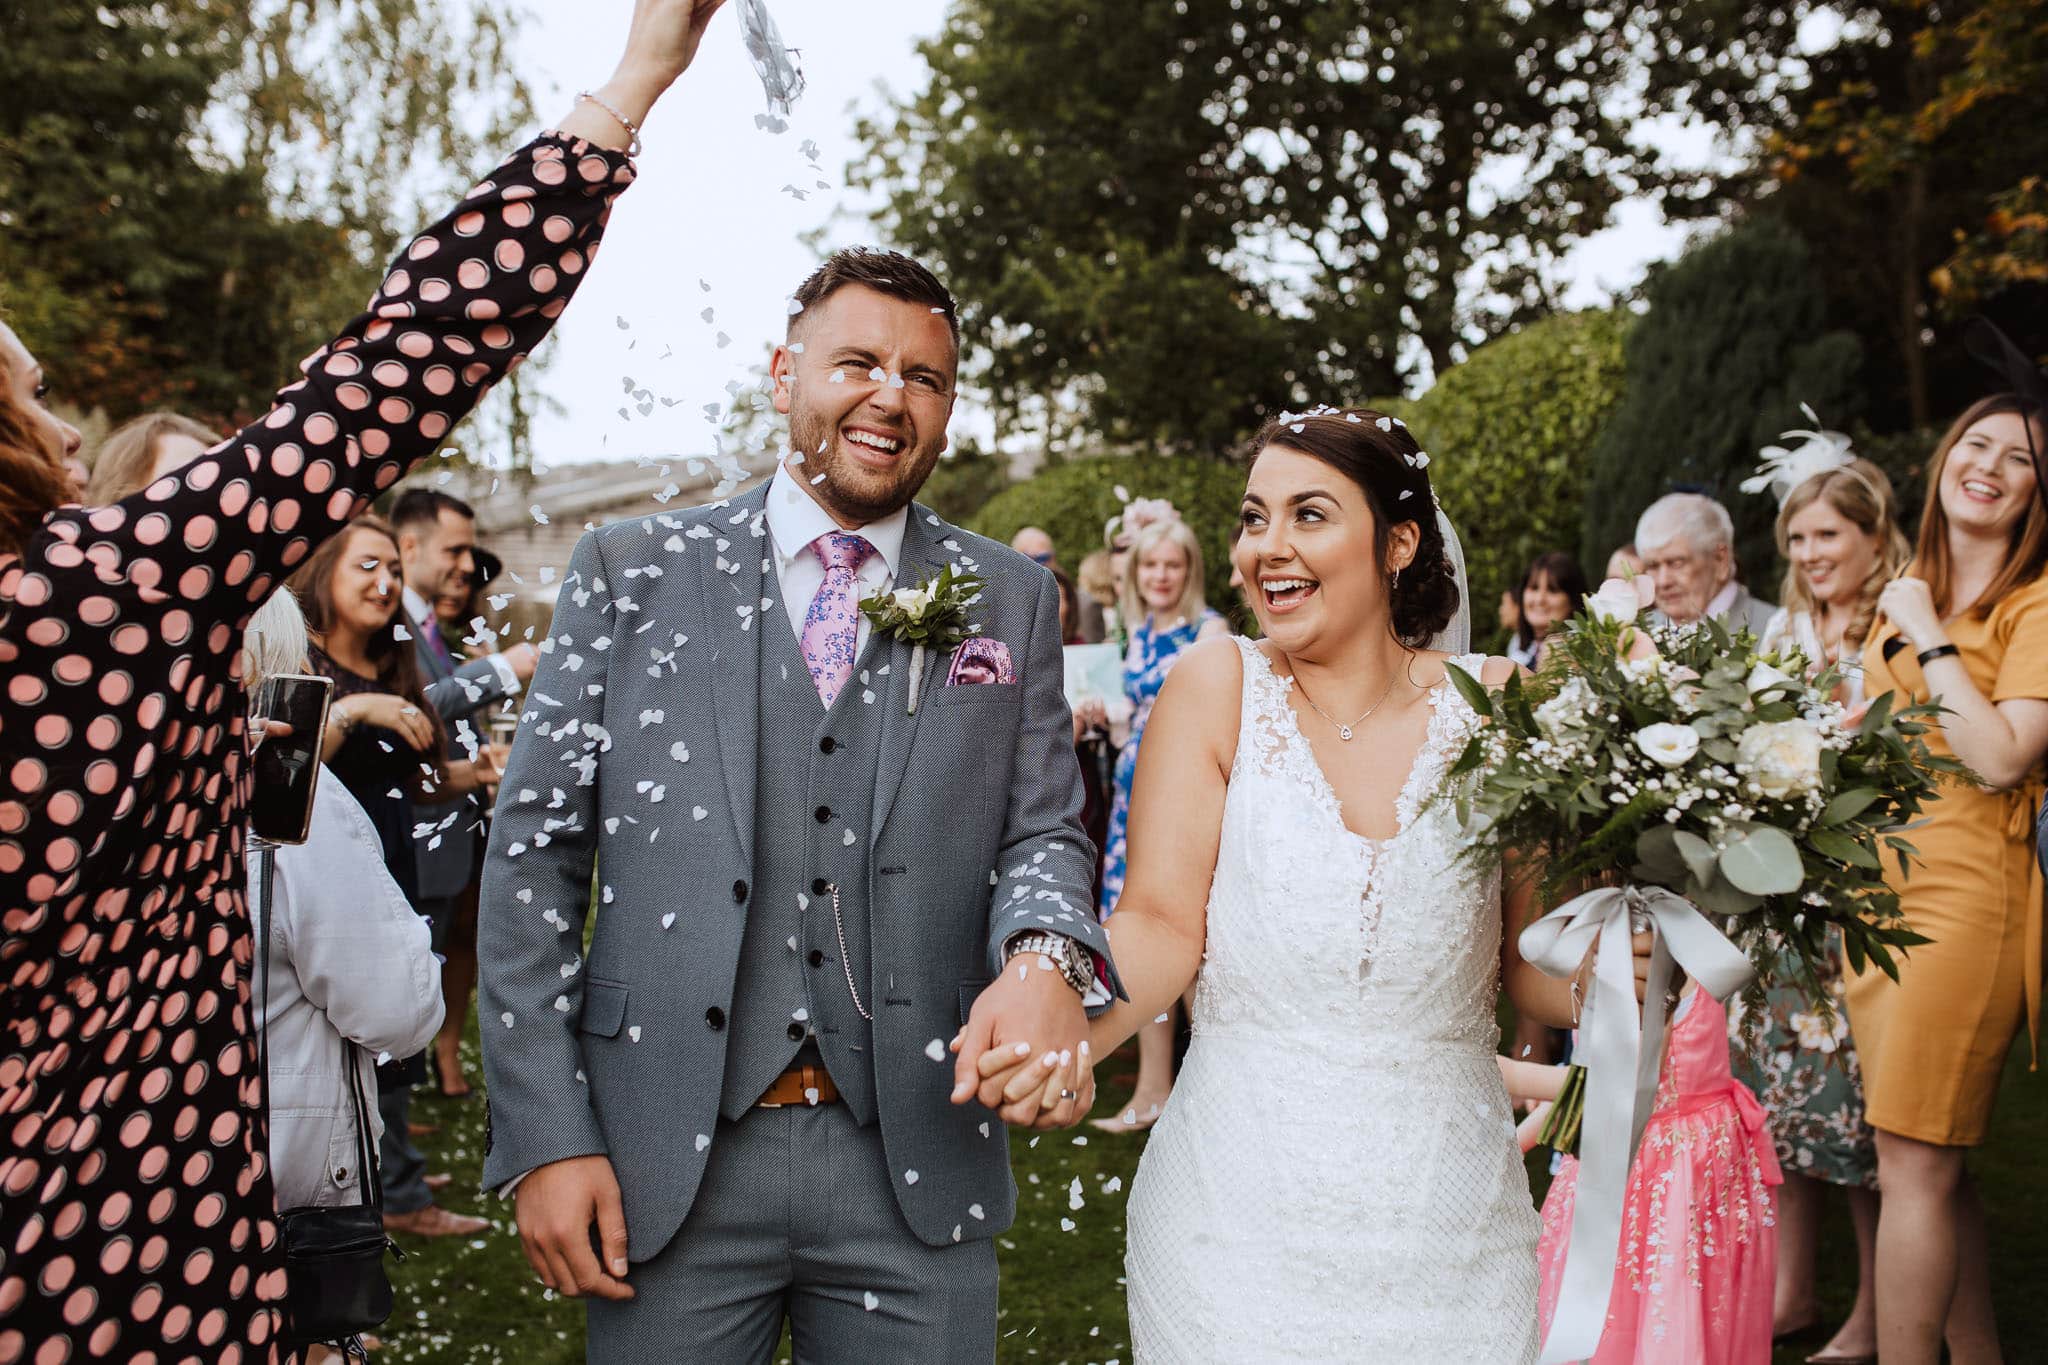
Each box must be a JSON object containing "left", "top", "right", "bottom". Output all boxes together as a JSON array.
[{"left": 860, "top": 563, "right": 986, "bottom": 714}]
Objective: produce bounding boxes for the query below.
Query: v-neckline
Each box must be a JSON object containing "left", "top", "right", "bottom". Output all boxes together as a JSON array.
[{"left": 1252, "top": 644, "right": 1451, "bottom": 849}]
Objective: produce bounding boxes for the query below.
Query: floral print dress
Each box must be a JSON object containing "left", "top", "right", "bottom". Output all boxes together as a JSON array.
[
  {"left": 0, "top": 131, "right": 633, "bottom": 1361},
  {"left": 1098, "top": 609, "right": 1221, "bottom": 917}
]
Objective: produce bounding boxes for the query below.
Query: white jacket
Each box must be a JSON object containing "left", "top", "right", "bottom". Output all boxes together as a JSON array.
[{"left": 249, "top": 768, "right": 443, "bottom": 1211}]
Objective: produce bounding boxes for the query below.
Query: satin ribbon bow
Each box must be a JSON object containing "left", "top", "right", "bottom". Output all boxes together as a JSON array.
[{"left": 1518, "top": 884, "right": 1755, "bottom": 1364}]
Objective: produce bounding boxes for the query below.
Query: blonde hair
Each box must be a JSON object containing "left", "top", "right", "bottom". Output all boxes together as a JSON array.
[
  {"left": 242, "top": 586, "right": 311, "bottom": 697},
  {"left": 86, "top": 411, "right": 220, "bottom": 503},
  {"left": 1077, "top": 548, "right": 1116, "bottom": 606},
  {"left": 1775, "top": 458, "right": 1911, "bottom": 654},
  {"left": 1120, "top": 517, "right": 1207, "bottom": 629},
  {"left": 1909, "top": 395, "right": 2048, "bottom": 618}
]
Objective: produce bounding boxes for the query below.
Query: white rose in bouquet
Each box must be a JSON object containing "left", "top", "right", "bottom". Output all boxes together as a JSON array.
[
  {"left": 1738, "top": 718, "right": 1824, "bottom": 798},
  {"left": 1634, "top": 722, "right": 1701, "bottom": 768},
  {"left": 892, "top": 586, "right": 934, "bottom": 614},
  {"left": 1746, "top": 660, "right": 1795, "bottom": 695},
  {"left": 1586, "top": 578, "right": 1645, "bottom": 625}
]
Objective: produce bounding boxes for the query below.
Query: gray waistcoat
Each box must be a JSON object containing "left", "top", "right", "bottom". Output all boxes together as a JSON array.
[{"left": 718, "top": 604, "right": 887, "bottom": 1123}]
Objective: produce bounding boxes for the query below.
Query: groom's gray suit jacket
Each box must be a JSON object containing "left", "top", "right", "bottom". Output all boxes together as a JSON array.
[{"left": 477, "top": 481, "right": 1119, "bottom": 1259}]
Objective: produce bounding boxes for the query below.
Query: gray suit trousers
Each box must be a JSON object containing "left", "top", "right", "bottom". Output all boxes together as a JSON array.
[{"left": 586, "top": 1102, "right": 997, "bottom": 1364}]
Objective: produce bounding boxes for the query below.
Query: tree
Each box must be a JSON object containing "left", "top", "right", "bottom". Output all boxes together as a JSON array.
[
  {"left": 0, "top": 1, "right": 533, "bottom": 452},
  {"left": 1580, "top": 218, "right": 1864, "bottom": 584},
  {"left": 1758, "top": 0, "right": 2048, "bottom": 429},
  {"left": 1387, "top": 309, "right": 1633, "bottom": 624},
  {"left": 853, "top": 0, "right": 1726, "bottom": 457}
]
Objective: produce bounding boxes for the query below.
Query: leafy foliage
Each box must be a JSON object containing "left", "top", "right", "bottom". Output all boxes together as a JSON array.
[
  {"left": 0, "top": 0, "right": 533, "bottom": 453},
  {"left": 851, "top": 0, "right": 1734, "bottom": 456},
  {"left": 1759, "top": 0, "right": 2048, "bottom": 430},
  {"left": 969, "top": 455, "right": 1248, "bottom": 611},
  {"left": 1579, "top": 219, "right": 1864, "bottom": 584},
  {"left": 1390, "top": 309, "right": 1632, "bottom": 628}
]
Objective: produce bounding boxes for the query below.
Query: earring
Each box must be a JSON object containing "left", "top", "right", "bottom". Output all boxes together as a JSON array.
[{"left": 1392, "top": 566, "right": 1402, "bottom": 591}]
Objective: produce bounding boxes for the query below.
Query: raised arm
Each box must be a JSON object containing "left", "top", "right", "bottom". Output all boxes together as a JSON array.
[
  {"left": 1085, "top": 637, "right": 1239, "bottom": 1059},
  {"left": 46, "top": 0, "right": 732, "bottom": 642}
]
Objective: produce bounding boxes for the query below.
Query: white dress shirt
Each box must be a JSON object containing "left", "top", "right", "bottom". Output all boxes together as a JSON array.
[{"left": 763, "top": 462, "right": 908, "bottom": 650}]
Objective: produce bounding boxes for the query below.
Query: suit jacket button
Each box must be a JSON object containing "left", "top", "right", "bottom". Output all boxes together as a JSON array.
[
  {"left": 807, "top": 949, "right": 824, "bottom": 968},
  {"left": 811, "top": 877, "right": 830, "bottom": 896},
  {"left": 819, "top": 736, "right": 837, "bottom": 754},
  {"left": 786, "top": 1022, "right": 806, "bottom": 1042},
  {"left": 732, "top": 880, "right": 748, "bottom": 903},
  {"left": 706, "top": 1007, "right": 726, "bottom": 1030}
]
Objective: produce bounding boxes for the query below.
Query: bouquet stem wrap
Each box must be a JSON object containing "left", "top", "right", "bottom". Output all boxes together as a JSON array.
[{"left": 1518, "top": 885, "right": 1755, "bottom": 1364}]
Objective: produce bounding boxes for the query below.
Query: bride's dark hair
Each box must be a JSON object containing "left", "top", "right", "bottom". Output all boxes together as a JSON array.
[{"left": 1243, "top": 407, "right": 1459, "bottom": 648}]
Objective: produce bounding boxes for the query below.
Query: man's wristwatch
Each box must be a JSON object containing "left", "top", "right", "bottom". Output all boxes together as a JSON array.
[{"left": 1004, "top": 931, "right": 1094, "bottom": 997}]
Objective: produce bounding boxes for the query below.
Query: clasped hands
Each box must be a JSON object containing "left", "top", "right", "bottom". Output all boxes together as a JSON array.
[{"left": 949, "top": 949, "right": 1095, "bottom": 1129}]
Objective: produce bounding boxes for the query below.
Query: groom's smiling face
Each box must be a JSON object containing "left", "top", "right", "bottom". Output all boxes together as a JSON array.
[{"left": 770, "top": 284, "right": 957, "bottom": 527}]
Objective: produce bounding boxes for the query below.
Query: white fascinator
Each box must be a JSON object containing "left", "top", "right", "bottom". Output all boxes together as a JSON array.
[{"left": 1740, "top": 405, "right": 1858, "bottom": 505}]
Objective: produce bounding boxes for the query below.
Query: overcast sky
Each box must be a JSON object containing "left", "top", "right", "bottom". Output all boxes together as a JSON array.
[{"left": 512, "top": 1, "right": 1699, "bottom": 472}]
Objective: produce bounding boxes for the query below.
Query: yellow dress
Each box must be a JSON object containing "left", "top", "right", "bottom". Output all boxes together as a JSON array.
[{"left": 1848, "top": 575, "right": 2048, "bottom": 1145}]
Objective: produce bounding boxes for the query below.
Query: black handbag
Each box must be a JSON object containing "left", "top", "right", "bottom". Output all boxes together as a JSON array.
[{"left": 255, "top": 843, "right": 404, "bottom": 1358}]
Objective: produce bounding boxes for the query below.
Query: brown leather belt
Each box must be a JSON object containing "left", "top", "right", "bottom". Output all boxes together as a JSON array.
[{"left": 756, "top": 1060, "right": 840, "bottom": 1108}]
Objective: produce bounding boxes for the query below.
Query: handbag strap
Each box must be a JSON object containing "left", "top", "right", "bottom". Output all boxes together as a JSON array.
[{"left": 254, "top": 838, "right": 383, "bottom": 1213}]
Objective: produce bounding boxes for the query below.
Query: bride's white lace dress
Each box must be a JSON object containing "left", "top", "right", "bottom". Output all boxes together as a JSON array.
[{"left": 1125, "top": 638, "right": 1540, "bottom": 1361}]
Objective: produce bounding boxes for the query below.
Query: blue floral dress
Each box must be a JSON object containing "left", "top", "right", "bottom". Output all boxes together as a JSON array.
[{"left": 1099, "top": 609, "right": 1223, "bottom": 917}]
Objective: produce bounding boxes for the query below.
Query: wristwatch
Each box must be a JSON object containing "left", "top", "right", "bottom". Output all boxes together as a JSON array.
[{"left": 1004, "top": 931, "right": 1094, "bottom": 997}]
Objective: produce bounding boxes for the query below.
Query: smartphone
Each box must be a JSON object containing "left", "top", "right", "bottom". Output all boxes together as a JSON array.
[{"left": 251, "top": 673, "right": 333, "bottom": 845}]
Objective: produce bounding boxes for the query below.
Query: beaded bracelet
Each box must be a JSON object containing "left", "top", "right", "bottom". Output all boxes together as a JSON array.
[{"left": 576, "top": 90, "right": 643, "bottom": 157}]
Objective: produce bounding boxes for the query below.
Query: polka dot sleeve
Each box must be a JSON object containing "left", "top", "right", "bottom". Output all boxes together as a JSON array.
[{"left": 33, "top": 130, "right": 636, "bottom": 640}]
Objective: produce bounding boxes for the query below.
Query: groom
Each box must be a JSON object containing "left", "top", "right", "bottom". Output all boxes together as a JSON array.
[{"left": 477, "top": 247, "right": 1120, "bottom": 1361}]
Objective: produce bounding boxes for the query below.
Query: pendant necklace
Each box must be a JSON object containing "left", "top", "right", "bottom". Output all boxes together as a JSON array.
[{"left": 1292, "top": 669, "right": 1398, "bottom": 741}]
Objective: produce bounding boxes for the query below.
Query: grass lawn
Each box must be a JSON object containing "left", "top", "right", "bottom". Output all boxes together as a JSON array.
[{"left": 376, "top": 1013, "right": 2045, "bottom": 1363}]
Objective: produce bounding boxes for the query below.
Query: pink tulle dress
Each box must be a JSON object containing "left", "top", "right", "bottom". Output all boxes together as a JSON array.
[{"left": 1536, "top": 990, "right": 1782, "bottom": 1363}]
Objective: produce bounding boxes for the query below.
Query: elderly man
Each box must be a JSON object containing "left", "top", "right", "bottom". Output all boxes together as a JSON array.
[{"left": 1635, "top": 492, "right": 1776, "bottom": 633}]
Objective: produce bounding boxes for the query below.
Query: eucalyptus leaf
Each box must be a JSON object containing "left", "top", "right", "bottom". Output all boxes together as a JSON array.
[
  {"left": 1673, "top": 829, "right": 1719, "bottom": 886},
  {"left": 1720, "top": 825, "right": 1803, "bottom": 895}
]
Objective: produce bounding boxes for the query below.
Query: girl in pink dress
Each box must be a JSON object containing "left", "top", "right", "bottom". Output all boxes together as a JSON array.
[{"left": 1511, "top": 985, "right": 1782, "bottom": 1364}]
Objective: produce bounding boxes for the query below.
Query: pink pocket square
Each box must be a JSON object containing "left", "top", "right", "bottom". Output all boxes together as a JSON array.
[{"left": 945, "top": 637, "right": 1015, "bottom": 686}]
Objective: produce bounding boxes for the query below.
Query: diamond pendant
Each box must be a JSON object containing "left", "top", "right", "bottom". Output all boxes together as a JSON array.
[{"left": 1338, "top": 725, "right": 1354, "bottom": 741}]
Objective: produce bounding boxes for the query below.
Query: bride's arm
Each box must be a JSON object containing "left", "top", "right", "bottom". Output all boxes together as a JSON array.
[
  {"left": 1499, "top": 859, "right": 1585, "bottom": 1030},
  {"left": 1085, "top": 639, "right": 1239, "bottom": 1061}
]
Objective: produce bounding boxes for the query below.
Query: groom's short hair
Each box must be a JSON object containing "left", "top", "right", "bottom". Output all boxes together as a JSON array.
[{"left": 790, "top": 248, "right": 959, "bottom": 349}]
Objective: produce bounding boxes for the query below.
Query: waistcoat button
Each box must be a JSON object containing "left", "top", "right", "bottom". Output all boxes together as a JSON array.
[
  {"left": 706, "top": 1006, "right": 726, "bottom": 1030},
  {"left": 819, "top": 736, "right": 837, "bottom": 754},
  {"left": 732, "top": 880, "right": 748, "bottom": 903},
  {"left": 807, "top": 949, "right": 824, "bottom": 967},
  {"left": 811, "top": 877, "right": 830, "bottom": 896},
  {"left": 786, "top": 1022, "right": 806, "bottom": 1041},
  {"left": 814, "top": 805, "right": 831, "bottom": 824}
]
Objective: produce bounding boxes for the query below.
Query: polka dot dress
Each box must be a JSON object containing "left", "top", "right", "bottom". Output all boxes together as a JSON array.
[{"left": 0, "top": 131, "right": 633, "bottom": 1362}]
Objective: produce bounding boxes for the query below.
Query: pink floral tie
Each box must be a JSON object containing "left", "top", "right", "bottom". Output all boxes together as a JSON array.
[{"left": 800, "top": 531, "right": 877, "bottom": 708}]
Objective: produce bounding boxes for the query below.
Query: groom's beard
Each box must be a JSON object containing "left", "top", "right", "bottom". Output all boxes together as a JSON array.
[{"left": 787, "top": 398, "right": 945, "bottom": 526}]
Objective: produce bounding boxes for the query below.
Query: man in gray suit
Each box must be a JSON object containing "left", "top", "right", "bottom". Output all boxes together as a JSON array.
[
  {"left": 1636, "top": 492, "right": 1778, "bottom": 634},
  {"left": 478, "top": 247, "right": 1120, "bottom": 1361}
]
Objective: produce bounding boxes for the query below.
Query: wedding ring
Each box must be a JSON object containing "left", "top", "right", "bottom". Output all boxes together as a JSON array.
[{"left": 1059, "top": 1089, "right": 1077, "bottom": 1102}]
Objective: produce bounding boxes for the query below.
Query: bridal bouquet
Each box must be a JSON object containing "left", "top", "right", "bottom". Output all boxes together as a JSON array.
[
  {"left": 1443, "top": 580, "right": 1958, "bottom": 1364},
  {"left": 1444, "top": 578, "right": 1957, "bottom": 1014}
]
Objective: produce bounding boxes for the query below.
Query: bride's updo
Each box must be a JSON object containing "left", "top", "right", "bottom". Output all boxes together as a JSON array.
[{"left": 1244, "top": 407, "right": 1460, "bottom": 648}]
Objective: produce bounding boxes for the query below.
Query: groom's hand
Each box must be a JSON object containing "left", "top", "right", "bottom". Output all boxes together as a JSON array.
[
  {"left": 515, "top": 1155, "right": 634, "bottom": 1301},
  {"left": 952, "top": 961, "right": 1093, "bottom": 1129}
]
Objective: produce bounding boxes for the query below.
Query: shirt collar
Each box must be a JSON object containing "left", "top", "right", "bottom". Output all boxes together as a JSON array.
[
  {"left": 400, "top": 584, "right": 434, "bottom": 627},
  {"left": 764, "top": 462, "right": 907, "bottom": 578},
  {"left": 1707, "top": 579, "right": 1739, "bottom": 619}
]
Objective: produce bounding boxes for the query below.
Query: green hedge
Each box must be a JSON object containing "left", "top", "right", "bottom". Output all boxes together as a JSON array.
[
  {"left": 969, "top": 455, "right": 1248, "bottom": 611},
  {"left": 1393, "top": 308, "right": 1633, "bottom": 626}
]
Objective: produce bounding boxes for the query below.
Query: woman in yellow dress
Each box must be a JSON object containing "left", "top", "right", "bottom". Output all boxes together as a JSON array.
[{"left": 1853, "top": 393, "right": 2048, "bottom": 1365}]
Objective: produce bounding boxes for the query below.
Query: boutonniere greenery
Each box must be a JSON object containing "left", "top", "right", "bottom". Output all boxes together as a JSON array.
[{"left": 860, "top": 563, "right": 985, "bottom": 714}]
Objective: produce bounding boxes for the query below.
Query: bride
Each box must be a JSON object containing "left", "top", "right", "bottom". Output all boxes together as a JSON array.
[{"left": 1063, "top": 409, "right": 1647, "bottom": 1360}]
